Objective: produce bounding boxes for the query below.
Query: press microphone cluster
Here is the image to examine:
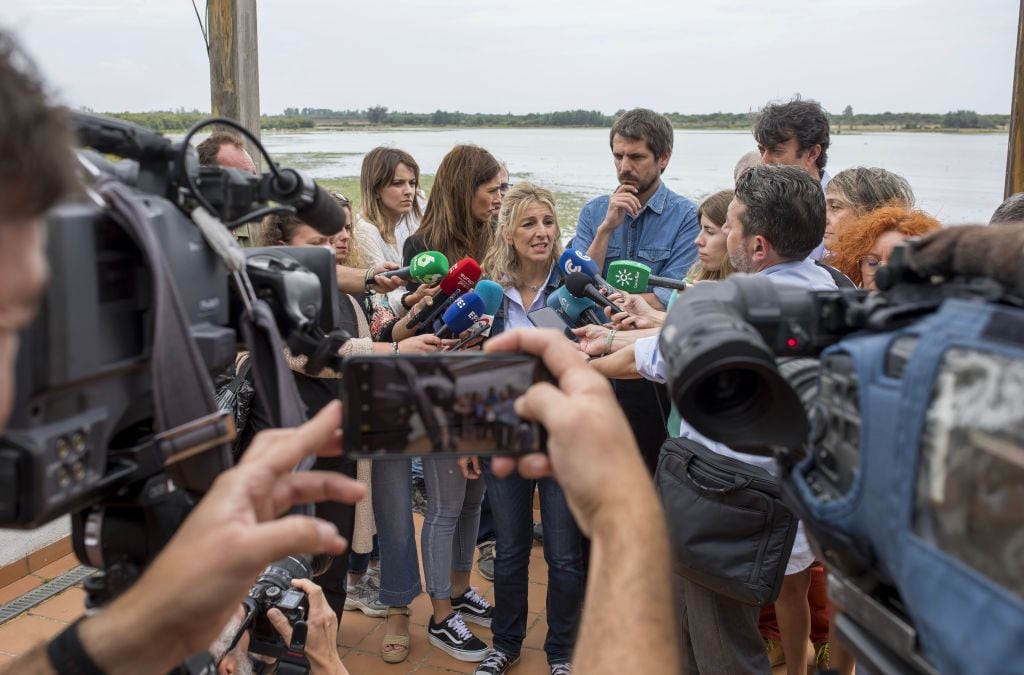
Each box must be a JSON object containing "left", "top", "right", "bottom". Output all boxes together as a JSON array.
[
  {"left": 606, "top": 260, "right": 687, "bottom": 293},
  {"left": 406, "top": 257, "right": 483, "bottom": 331},
  {"left": 546, "top": 286, "right": 603, "bottom": 327},
  {"left": 558, "top": 249, "right": 614, "bottom": 292},
  {"left": 564, "top": 271, "right": 624, "bottom": 315},
  {"left": 435, "top": 292, "right": 487, "bottom": 339},
  {"left": 382, "top": 250, "right": 450, "bottom": 284}
]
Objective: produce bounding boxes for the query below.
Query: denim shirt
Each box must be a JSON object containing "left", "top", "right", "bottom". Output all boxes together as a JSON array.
[{"left": 570, "top": 181, "right": 699, "bottom": 307}]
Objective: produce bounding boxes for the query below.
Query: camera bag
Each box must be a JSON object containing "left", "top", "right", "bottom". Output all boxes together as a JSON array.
[{"left": 655, "top": 436, "right": 798, "bottom": 606}]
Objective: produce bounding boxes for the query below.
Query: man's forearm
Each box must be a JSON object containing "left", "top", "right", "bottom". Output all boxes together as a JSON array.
[
  {"left": 588, "top": 344, "right": 640, "bottom": 379},
  {"left": 576, "top": 498, "right": 679, "bottom": 674},
  {"left": 586, "top": 228, "right": 612, "bottom": 271}
]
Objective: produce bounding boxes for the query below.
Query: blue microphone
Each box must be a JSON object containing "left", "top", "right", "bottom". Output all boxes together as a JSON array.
[
  {"left": 558, "top": 249, "right": 613, "bottom": 291},
  {"left": 547, "top": 285, "right": 603, "bottom": 326},
  {"left": 472, "top": 279, "right": 505, "bottom": 337},
  {"left": 435, "top": 292, "right": 487, "bottom": 339}
]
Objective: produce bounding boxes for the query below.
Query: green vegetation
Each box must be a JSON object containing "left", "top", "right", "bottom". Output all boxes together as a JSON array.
[
  {"left": 97, "top": 108, "right": 1009, "bottom": 133},
  {"left": 315, "top": 174, "right": 587, "bottom": 240}
]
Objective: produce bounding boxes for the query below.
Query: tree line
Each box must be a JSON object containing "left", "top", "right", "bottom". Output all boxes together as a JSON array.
[{"left": 95, "top": 107, "right": 1009, "bottom": 131}]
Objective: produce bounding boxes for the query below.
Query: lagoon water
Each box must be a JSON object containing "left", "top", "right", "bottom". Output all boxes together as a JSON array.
[{"left": 261, "top": 128, "right": 1009, "bottom": 225}]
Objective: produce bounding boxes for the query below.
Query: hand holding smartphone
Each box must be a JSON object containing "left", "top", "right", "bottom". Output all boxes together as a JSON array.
[{"left": 342, "top": 353, "right": 552, "bottom": 459}]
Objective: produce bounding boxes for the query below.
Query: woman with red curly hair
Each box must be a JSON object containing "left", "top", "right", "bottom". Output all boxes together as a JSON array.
[{"left": 830, "top": 206, "right": 941, "bottom": 290}]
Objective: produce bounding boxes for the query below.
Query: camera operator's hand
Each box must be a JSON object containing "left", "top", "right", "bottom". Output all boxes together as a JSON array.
[
  {"left": 573, "top": 324, "right": 614, "bottom": 357},
  {"left": 73, "top": 402, "right": 364, "bottom": 675},
  {"left": 484, "top": 329, "right": 679, "bottom": 674},
  {"left": 267, "top": 579, "right": 349, "bottom": 675},
  {"left": 486, "top": 329, "right": 653, "bottom": 536}
]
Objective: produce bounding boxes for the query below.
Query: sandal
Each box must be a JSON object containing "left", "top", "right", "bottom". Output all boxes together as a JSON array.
[{"left": 381, "top": 605, "right": 412, "bottom": 664}]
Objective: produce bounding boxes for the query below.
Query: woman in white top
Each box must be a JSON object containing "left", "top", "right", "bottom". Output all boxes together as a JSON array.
[{"left": 356, "top": 146, "right": 423, "bottom": 267}]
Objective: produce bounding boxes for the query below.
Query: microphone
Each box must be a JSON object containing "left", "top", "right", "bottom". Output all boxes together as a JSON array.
[
  {"left": 558, "top": 249, "right": 613, "bottom": 291},
  {"left": 546, "top": 286, "right": 603, "bottom": 326},
  {"left": 607, "top": 260, "right": 687, "bottom": 292},
  {"left": 470, "top": 279, "right": 504, "bottom": 338},
  {"left": 264, "top": 169, "right": 346, "bottom": 236},
  {"left": 406, "top": 257, "right": 482, "bottom": 331},
  {"left": 565, "top": 272, "right": 624, "bottom": 315},
  {"left": 382, "top": 250, "right": 450, "bottom": 283},
  {"left": 435, "top": 292, "right": 487, "bottom": 339}
]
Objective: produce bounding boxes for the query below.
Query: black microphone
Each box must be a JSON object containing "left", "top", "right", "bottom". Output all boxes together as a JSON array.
[
  {"left": 564, "top": 272, "right": 624, "bottom": 315},
  {"left": 264, "top": 169, "right": 345, "bottom": 236}
]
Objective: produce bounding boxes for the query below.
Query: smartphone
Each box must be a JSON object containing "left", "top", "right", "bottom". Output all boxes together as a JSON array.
[
  {"left": 342, "top": 353, "right": 552, "bottom": 459},
  {"left": 527, "top": 306, "right": 578, "bottom": 342}
]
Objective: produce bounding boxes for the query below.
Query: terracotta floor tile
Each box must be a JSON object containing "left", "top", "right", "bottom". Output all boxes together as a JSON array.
[
  {"left": 342, "top": 647, "right": 414, "bottom": 673},
  {"left": 337, "top": 610, "right": 383, "bottom": 649},
  {"left": 32, "top": 553, "right": 80, "bottom": 581},
  {"left": 0, "top": 614, "right": 67, "bottom": 655},
  {"left": 526, "top": 582, "right": 547, "bottom": 611},
  {"left": 522, "top": 614, "right": 548, "bottom": 651},
  {"left": 517, "top": 646, "right": 551, "bottom": 673},
  {"left": 28, "top": 587, "right": 86, "bottom": 623},
  {"left": 0, "top": 575, "right": 43, "bottom": 605}
]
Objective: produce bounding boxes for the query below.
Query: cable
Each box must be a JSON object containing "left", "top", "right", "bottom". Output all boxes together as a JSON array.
[{"left": 177, "top": 116, "right": 286, "bottom": 223}]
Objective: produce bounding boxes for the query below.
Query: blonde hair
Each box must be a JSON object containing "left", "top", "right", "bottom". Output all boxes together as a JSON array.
[
  {"left": 482, "top": 182, "right": 563, "bottom": 289},
  {"left": 417, "top": 144, "right": 501, "bottom": 262},
  {"left": 330, "top": 191, "right": 364, "bottom": 267},
  {"left": 359, "top": 147, "right": 422, "bottom": 245}
]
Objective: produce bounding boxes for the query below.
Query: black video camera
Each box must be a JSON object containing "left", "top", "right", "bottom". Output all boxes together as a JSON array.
[
  {"left": 661, "top": 244, "right": 1024, "bottom": 674},
  {"left": 0, "top": 113, "right": 348, "bottom": 606},
  {"left": 245, "top": 555, "right": 328, "bottom": 662}
]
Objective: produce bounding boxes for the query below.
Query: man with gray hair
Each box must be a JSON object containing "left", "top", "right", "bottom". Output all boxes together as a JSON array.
[{"left": 989, "top": 192, "right": 1024, "bottom": 225}]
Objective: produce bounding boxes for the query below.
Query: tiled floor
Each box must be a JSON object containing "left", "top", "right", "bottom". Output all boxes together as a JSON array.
[{"left": 0, "top": 514, "right": 811, "bottom": 674}]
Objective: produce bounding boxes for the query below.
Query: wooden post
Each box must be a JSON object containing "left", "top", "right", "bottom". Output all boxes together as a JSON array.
[
  {"left": 1006, "top": 0, "right": 1024, "bottom": 198},
  {"left": 207, "top": 0, "right": 261, "bottom": 241}
]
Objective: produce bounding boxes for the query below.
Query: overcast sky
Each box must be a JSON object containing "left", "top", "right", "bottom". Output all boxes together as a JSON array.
[{"left": 1, "top": 0, "right": 1018, "bottom": 115}]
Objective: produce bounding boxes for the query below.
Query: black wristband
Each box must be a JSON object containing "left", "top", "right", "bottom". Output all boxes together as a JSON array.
[{"left": 47, "top": 618, "right": 107, "bottom": 675}]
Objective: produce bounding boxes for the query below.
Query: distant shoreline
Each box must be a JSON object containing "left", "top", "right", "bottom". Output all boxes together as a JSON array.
[{"left": 277, "top": 124, "right": 1009, "bottom": 135}]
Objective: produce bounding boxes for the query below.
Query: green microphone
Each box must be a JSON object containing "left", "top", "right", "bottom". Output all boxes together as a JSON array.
[
  {"left": 383, "top": 250, "right": 450, "bottom": 284},
  {"left": 607, "top": 259, "right": 687, "bottom": 293}
]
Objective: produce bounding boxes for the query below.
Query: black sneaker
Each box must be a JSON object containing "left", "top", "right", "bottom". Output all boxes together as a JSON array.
[
  {"left": 452, "top": 587, "right": 494, "bottom": 627},
  {"left": 550, "top": 662, "right": 572, "bottom": 675},
  {"left": 475, "top": 649, "right": 520, "bottom": 674},
  {"left": 428, "top": 612, "right": 489, "bottom": 662}
]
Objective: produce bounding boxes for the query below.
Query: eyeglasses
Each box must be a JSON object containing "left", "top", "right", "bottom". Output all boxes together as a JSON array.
[
  {"left": 499, "top": 182, "right": 513, "bottom": 195},
  {"left": 857, "top": 255, "right": 882, "bottom": 276}
]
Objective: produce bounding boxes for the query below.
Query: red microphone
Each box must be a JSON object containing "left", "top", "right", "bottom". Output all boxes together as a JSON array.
[{"left": 406, "top": 257, "right": 482, "bottom": 331}]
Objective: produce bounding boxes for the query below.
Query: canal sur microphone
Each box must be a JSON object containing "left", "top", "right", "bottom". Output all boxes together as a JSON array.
[
  {"left": 407, "top": 258, "right": 482, "bottom": 331},
  {"left": 546, "top": 285, "right": 603, "bottom": 326},
  {"left": 607, "top": 260, "right": 688, "bottom": 293},
  {"left": 382, "top": 250, "right": 450, "bottom": 283},
  {"left": 564, "top": 272, "right": 623, "bottom": 315},
  {"left": 435, "top": 292, "right": 486, "bottom": 339},
  {"left": 558, "top": 249, "right": 613, "bottom": 291}
]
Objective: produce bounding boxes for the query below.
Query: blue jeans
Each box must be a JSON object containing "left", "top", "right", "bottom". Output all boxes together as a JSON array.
[
  {"left": 421, "top": 457, "right": 486, "bottom": 599},
  {"left": 371, "top": 459, "right": 422, "bottom": 606},
  {"left": 484, "top": 467, "right": 584, "bottom": 664}
]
